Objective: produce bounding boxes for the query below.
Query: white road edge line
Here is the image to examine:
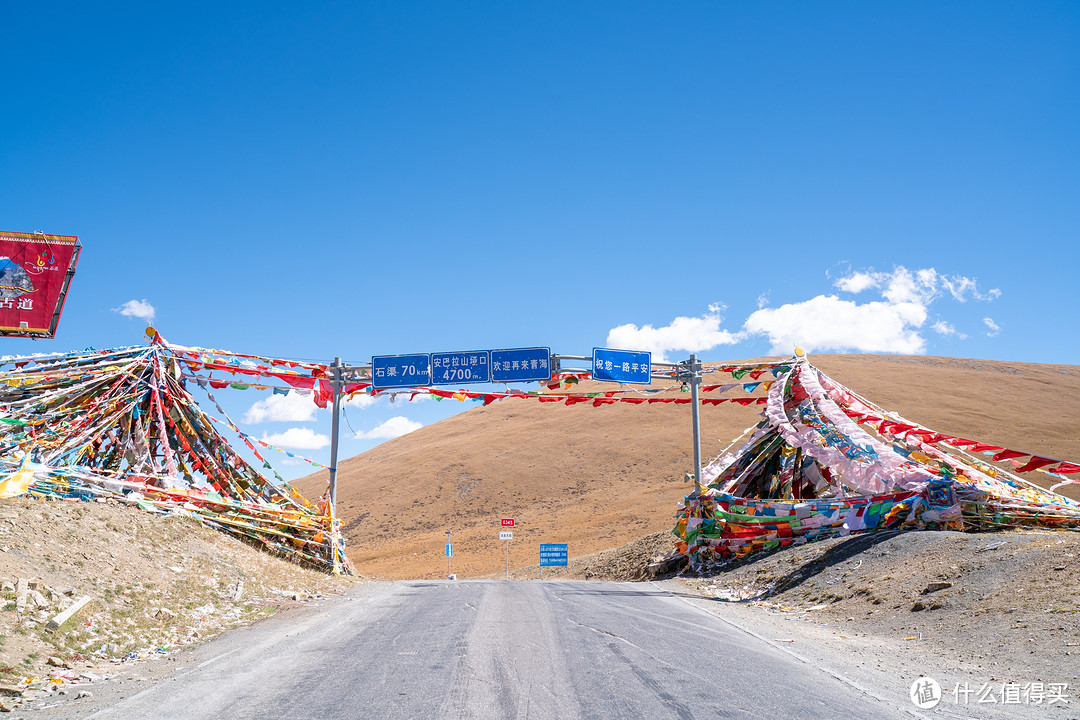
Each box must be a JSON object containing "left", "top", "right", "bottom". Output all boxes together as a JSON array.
[
  {"left": 82, "top": 648, "right": 242, "bottom": 719},
  {"left": 659, "top": 583, "right": 934, "bottom": 720}
]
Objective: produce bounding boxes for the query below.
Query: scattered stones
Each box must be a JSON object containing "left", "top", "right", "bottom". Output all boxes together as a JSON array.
[
  {"left": 922, "top": 581, "right": 952, "bottom": 594},
  {"left": 231, "top": 580, "right": 244, "bottom": 602},
  {"left": 0, "top": 495, "right": 350, "bottom": 690}
]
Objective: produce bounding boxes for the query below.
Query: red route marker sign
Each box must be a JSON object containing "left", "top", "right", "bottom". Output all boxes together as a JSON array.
[{"left": 501, "top": 518, "right": 515, "bottom": 527}]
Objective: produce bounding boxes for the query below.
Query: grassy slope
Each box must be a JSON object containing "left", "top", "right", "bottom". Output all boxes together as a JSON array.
[{"left": 293, "top": 355, "right": 1080, "bottom": 579}]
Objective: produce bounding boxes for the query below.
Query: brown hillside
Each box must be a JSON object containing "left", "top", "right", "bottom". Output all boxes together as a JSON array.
[{"left": 293, "top": 355, "right": 1080, "bottom": 580}]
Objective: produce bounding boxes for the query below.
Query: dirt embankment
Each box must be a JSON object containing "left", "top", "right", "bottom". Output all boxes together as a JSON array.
[
  {"left": 0, "top": 496, "right": 355, "bottom": 714},
  {"left": 691, "top": 529, "right": 1078, "bottom": 677}
]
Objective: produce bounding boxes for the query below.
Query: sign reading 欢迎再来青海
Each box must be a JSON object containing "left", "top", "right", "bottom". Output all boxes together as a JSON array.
[
  {"left": 490, "top": 347, "right": 551, "bottom": 383},
  {"left": 0, "top": 232, "right": 81, "bottom": 338}
]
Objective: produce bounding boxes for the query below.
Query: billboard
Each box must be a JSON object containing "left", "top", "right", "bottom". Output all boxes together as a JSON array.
[{"left": 0, "top": 232, "right": 81, "bottom": 338}]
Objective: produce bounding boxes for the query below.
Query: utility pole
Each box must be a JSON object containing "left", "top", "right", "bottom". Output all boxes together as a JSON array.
[
  {"left": 679, "top": 354, "right": 703, "bottom": 485},
  {"left": 446, "top": 529, "right": 453, "bottom": 578},
  {"left": 328, "top": 357, "right": 343, "bottom": 515}
]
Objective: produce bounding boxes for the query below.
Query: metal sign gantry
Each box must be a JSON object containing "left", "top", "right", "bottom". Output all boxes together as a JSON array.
[{"left": 320, "top": 348, "right": 706, "bottom": 517}]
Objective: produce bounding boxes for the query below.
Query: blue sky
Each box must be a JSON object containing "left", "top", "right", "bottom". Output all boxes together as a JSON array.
[{"left": 2, "top": 2, "right": 1077, "bottom": 478}]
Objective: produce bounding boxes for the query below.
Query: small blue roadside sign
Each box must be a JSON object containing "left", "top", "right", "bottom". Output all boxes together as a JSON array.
[
  {"left": 540, "top": 543, "right": 568, "bottom": 566},
  {"left": 371, "top": 354, "right": 432, "bottom": 390},
  {"left": 491, "top": 347, "right": 552, "bottom": 383},
  {"left": 431, "top": 350, "right": 491, "bottom": 385},
  {"left": 445, "top": 543, "right": 453, "bottom": 557},
  {"left": 592, "top": 347, "right": 651, "bottom": 384}
]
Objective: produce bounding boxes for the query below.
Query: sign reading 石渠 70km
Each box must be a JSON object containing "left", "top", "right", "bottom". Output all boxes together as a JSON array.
[
  {"left": 592, "top": 347, "right": 651, "bottom": 385},
  {"left": 371, "top": 354, "right": 431, "bottom": 389}
]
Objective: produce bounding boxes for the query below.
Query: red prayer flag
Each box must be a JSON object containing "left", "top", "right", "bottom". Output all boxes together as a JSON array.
[
  {"left": 276, "top": 374, "right": 317, "bottom": 391},
  {"left": 1015, "top": 456, "right": 1057, "bottom": 473}
]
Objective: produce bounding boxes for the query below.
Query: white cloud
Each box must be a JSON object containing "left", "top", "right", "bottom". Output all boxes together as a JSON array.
[
  {"left": 931, "top": 320, "right": 966, "bottom": 339},
  {"left": 346, "top": 393, "right": 380, "bottom": 409},
  {"left": 983, "top": 317, "right": 1001, "bottom": 337},
  {"left": 743, "top": 296, "right": 928, "bottom": 355},
  {"left": 832, "top": 266, "right": 1000, "bottom": 305},
  {"left": 931, "top": 320, "right": 955, "bottom": 336},
  {"left": 735, "top": 265, "right": 1000, "bottom": 354},
  {"left": 345, "top": 391, "right": 429, "bottom": 409},
  {"left": 354, "top": 416, "right": 423, "bottom": 440},
  {"left": 113, "top": 299, "right": 156, "bottom": 321},
  {"left": 260, "top": 427, "right": 329, "bottom": 450},
  {"left": 834, "top": 272, "right": 878, "bottom": 294},
  {"left": 612, "top": 265, "right": 1000, "bottom": 360},
  {"left": 243, "top": 391, "right": 317, "bottom": 424},
  {"left": 605, "top": 303, "right": 740, "bottom": 362}
]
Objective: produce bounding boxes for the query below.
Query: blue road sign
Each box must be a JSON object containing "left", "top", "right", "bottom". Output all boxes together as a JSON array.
[
  {"left": 431, "top": 350, "right": 491, "bottom": 386},
  {"left": 371, "top": 354, "right": 431, "bottom": 389},
  {"left": 592, "top": 347, "right": 652, "bottom": 385},
  {"left": 446, "top": 543, "right": 453, "bottom": 557},
  {"left": 490, "top": 347, "right": 552, "bottom": 383},
  {"left": 540, "top": 543, "right": 568, "bottom": 566}
]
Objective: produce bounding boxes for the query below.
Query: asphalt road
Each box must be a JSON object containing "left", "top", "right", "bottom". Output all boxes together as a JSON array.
[{"left": 80, "top": 581, "right": 913, "bottom": 719}]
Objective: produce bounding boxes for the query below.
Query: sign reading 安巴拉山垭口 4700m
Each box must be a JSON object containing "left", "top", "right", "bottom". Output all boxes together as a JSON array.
[{"left": 0, "top": 232, "right": 81, "bottom": 338}]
